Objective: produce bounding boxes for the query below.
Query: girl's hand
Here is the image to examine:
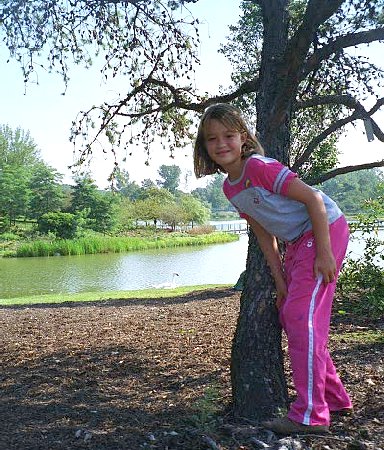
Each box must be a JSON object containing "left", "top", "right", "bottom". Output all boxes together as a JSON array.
[
  {"left": 285, "top": 178, "right": 337, "bottom": 285},
  {"left": 275, "top": 277, "right": 288, "bottom": 309},
  {"left": 314, "top": 251, "right": 337, "bottom": 284},
  {"left": 246, "top": 217, "right": 288, "bottom": 308}
]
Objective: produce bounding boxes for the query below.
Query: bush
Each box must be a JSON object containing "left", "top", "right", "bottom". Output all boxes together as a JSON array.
[
  {"left": 0, "top": 213, "right": 9, "bottom": 233},
  {"left": 187, "top": 225, "right": 215, "bottom": 235},
  {"left": 0, "top": 232, "right": 20, "bottom": 242},
  {"left": 338, "top": 258, "right": 384, "bottom": 318},
  {"left": 38, "top": 212, "right": 78, "bottom": 239},
  {"left": 337, "top": 202, "right": 384, "bottom": 318}
]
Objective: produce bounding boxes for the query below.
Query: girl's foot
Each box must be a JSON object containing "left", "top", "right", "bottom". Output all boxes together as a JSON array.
[{"left": 262, "top": 416, "right": 330, "bottom": 435}]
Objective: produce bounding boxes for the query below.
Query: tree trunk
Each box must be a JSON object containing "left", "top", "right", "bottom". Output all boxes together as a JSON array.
[
  {"left": 231, "top": 0, "right": 292, "bottom": 421},
  {"left": 231, "top": 232, "right": 288, "bottom": 420}
]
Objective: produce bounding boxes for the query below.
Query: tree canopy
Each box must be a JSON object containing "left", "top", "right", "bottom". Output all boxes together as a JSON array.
[
  {"left": 0, "top": 125, "right": 65, "bottom": 224},
  {"left": 1, "top": 0, "right": 383, "bottom": 182},
  {"left": 156, "top": 164, "right": 181, "bottom": 193},
  {"left": 321, "top": 168, "right": 384, "bottom": 214}
]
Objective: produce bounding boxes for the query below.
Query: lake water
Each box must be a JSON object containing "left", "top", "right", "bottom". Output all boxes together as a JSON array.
[
  {"left": 0, "top": 232, "right": 249, "bottom": 299},
  {"left": 0, "top": 221, "right": 381, "bottom": 299}
]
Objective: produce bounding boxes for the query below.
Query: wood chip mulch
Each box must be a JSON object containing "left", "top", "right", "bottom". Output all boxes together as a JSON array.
[{"left": 1, "top": 288, "right": 383, "bottom": 449}]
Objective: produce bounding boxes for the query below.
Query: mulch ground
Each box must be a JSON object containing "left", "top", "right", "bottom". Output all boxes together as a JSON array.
[{"left": 1, "top": 288, "right": 383, "bottom": 450}]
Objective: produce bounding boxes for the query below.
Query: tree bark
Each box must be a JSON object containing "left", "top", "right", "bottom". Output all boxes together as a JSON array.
[{"left": 231, "top": 232, "right": 288, "bottom": 420}]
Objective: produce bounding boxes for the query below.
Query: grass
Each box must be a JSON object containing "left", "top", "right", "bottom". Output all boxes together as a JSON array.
[
  {"left": 0, "top": 284, "right": 232, "bottom": 307},
  {"left": 11, "top": 233, "right": 238, "bottom": 257},
  {"left": 330, "top": 329, "right": 384, "bottom": 344}
]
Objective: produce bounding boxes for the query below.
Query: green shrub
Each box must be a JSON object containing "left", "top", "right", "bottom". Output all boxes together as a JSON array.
[
  {"left": 15, "top": 232, "right": 238, "bottom": 257},
  {"left": 337, "top": 192, "right": 384, "bottom": 318},
  {"left": 338, "top": 258, "right": 384, "bottom": 318},
  {"left": 0, "top": 213, "right": 9, "bottom": 233},
  {"left": 0, "top": 232, "right": 20, "bottom": 241},
  {"left": 38, "top": 212, "right": 77, "bottom": 239}
]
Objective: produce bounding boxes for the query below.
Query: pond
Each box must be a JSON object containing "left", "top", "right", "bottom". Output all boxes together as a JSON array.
[
  {"left": 0, "top": 232, "right": 249, "bottom": 299},
  {"left": 0, "top": 222, "right": 381, "bottom": 299}
]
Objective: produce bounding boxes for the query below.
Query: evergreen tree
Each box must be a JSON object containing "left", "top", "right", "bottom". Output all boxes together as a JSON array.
[
  {"left": 320, "top": 169, "right": 384, "bottom": 214},
  {"left": 0, "top": 166, "right": 30, "bottom": 225},
  {"left": 157, "top": 164, "right": 181, "bottom": 194},
  {"left": 113, "top": 167, "right": 142, "bottom": 201},
  {"left": 70, "top": 175, "right": 117, "bottom": 233},
  {"left": 192, "top": 174, "right": 229, "bottom": 212},
  {"left": 0, "top": 125, "right": 40, "bottom": 169},
  {"left": 28, "top": 162, "right": 65, "bottom": 218},
  {"left": 0, "top": 125, "right": 40, "bottom": 224}
]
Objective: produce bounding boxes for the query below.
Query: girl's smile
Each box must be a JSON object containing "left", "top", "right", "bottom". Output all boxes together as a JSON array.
[{"left": 205, "top": 119, "right": 246, "bottom": 179}]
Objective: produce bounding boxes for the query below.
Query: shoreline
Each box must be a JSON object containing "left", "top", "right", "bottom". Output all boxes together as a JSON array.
[{"left": 0, "top": 284, "right": 232, "bottom": 306}]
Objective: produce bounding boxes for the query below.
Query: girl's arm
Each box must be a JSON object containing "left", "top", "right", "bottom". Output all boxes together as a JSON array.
[
  {"left": 246, "top": 216, "right": 287, "bottom": 307},
  {"left": 285, "top": 177, "right": 336, "bottom": 284}
]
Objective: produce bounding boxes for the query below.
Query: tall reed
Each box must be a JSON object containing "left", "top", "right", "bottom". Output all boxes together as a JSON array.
[{"left": 15, "top": 233, "right": 238, "bottom": 257}]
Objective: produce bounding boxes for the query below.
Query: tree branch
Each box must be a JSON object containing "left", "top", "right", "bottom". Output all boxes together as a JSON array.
[
  {"left": 266, "top": 0, "right": 344, "bottom": 133},
  {"left": 306, "top": 160, "right": 384, "bottom": 185},
  {"left": 284, "top": 0, "right": 345, "bottom": 77},
  {"left": 292, "top": 96, "right": 384, "bottom": 171},
  {"left": 303, "top": 28, "right": 384, "bottom": 78},
  {"left": 104, "top": 74, "right": 260, "bottom": 118},
  {"left": 295, "top": 94, "right": 361, "bottom": 110}
]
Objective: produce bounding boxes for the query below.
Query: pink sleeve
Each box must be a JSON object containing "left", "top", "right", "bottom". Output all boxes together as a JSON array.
[
  {"left": 247, "top": 157, "right": 297, "bottom": 195},
  {"left": 280, "top": 171, "right": 297, "bottom": 195}
]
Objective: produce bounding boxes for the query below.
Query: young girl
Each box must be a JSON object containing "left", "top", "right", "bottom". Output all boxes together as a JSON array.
[{"left": 194, "top": 103, "right": 352, "bottom": 435}]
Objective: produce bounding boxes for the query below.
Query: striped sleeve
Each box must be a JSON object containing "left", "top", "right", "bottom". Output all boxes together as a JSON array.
[{"left": 247, "top": 157, "right": 297, "bottom": 195}]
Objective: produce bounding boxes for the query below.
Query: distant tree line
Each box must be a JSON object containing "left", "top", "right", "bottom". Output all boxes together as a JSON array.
[
  {"left": 0, "top": 125, "right": 382, "bottom": 239},
  {"left": 0, "top": 125, "right": 211, "bottom": 238},
  {"left": 320, "top": 169, "right": 384, "bottom": 216}
]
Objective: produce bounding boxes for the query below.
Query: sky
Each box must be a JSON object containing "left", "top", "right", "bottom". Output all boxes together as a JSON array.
[
  {"left": 0, "top": 0, "right": 382, "bottom": 190},
  {"left": 0, "top": 0, "right": 238, "bottom": 190}
]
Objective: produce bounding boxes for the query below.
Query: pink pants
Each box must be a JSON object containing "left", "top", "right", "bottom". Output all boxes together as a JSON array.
[{"left": 280, "top": 215, "right": 352, "bottom": 426}]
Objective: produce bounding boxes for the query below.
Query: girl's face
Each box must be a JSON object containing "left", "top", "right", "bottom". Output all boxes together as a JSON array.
[{"left": 204, "top": 119, "right": 246, "bottom": 178}]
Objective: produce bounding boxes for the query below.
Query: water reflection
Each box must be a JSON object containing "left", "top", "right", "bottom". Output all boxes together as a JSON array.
[
  {"left": 0, "top": 234, "right": 249, "bottom": 298},
  {"left": 1, "top": 227, "right": 382, "bottom": 299}
]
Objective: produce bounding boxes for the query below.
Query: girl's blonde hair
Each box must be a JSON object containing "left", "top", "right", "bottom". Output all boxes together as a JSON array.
[{"left": 193, "top": 103, "right": 264, "bottom": 178}]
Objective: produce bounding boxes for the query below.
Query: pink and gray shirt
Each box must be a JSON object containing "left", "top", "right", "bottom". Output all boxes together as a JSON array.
[{"left": 223, "top": 155, "right": 343, "bottom": 243}]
